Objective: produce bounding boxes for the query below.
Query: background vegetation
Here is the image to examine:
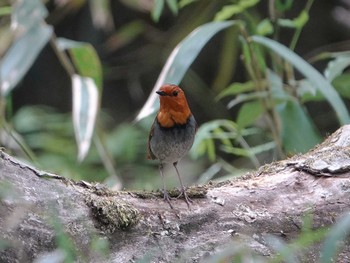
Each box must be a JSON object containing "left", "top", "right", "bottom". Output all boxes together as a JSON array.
[
  {"left": 1, "top": 0, "right": 350, "bottom": 189},
  {"left": 1, "top": 0, "right": 350, "bottom": 260}
]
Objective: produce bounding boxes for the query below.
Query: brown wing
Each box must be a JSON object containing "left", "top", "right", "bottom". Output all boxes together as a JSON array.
[{"left": 147, "top": 118, "right": 157, "bottom": 160}]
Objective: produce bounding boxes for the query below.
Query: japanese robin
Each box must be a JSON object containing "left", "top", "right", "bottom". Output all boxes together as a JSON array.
[{"left": 148, "top": 84, "right": 197, "bottom": 208}]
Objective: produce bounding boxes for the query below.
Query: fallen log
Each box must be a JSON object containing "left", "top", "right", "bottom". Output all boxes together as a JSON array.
[{"left": 1, "top": 125, "right": 350, "bottom": 262}]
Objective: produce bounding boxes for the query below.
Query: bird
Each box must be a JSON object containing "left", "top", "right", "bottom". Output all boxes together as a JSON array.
[{"left": 148, "top": 84, "right": 197, "bottom": 209}]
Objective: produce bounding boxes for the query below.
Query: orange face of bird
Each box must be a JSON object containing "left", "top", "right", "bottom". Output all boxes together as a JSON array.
[{"left": 156, "top": 84, "right": 192, "bottom": 128}]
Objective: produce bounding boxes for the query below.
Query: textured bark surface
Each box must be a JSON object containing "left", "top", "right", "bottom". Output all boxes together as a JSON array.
[{"left": 1, "top": 125, "right": 350, "bottom": 262}]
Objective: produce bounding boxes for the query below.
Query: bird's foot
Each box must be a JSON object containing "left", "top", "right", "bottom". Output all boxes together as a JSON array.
[
  {"left": 162, "top": 190, "right": 174, "bottom": 209},
  {"left": 176, "top": 188, "right": 193, "bottom": 209}
]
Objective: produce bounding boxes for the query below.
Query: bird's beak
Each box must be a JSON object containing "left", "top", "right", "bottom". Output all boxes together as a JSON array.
[{"left": 156, "top": 90, "right": 168, "bottom": 96}]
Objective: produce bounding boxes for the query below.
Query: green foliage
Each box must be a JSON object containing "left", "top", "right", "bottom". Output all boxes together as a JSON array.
[
  {"left": 252, "top": 35, "right": 349, "bottom": 125},
  {"left": 277, "top": 100, "right": 321, "bottom": 153},
  {"left": 57, "top": 38, "right": 103, "bottom": 90},
  {"left": 214, "top": 0, "right": 260, "bottom": 21},
  {"left": 50, "top": 214, "right": 77, "bottom": 263},
  {"left": 0, "top": 1, "right": 350, "bottom": 261},
  {"left": 178, "top": 0, "right": 348, "bottom": 170},
  {"left": 201, "top": 213, "right": 350, "bottom": 262},
  {"left": 320, "top": 213, "right": 350, "bottom": 263},
  {"left": 1, "top": 0, "right": 349, "bottom": 187},
  {"left": 0, "top": 3, "right": 52, "bottom": 96},
  {"left": 277, "top": 10, "right": 309, "bottom": 29},
  {"left": 136, "top": 20, "right": 238, "bottom": 121},
  {"left": 151, "top": 0, "right": 178, "bottom": 22},
  {"left": 12, "top": 106, "right": 151, "bottom": 184},
  {"left": 0, "top": 1, "right": 109, "bottom": 176}
]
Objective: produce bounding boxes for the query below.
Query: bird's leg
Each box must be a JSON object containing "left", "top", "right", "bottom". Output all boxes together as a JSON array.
[
  {"left": 159, "top": 163, "right": 173, "bottom": 209},
  {"left": 173, "top": 162, "right": 192, "bottom": 208}
]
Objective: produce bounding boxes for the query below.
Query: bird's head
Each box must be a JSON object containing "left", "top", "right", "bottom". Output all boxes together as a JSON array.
[{"left": 156, "top": 84, "right": 192, "bottom": 127}]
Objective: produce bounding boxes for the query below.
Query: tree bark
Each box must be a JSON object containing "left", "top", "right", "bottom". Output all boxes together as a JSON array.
[{"left": 1, "top": 125, "right": 350, "bottom": 263}]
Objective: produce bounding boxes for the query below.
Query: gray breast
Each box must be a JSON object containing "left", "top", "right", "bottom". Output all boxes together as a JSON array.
[{"left": 150, "top": 115, "right": 197, "bottom": 164}]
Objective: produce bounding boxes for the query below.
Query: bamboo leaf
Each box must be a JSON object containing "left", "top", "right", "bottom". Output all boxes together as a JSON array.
[
  {"left": 11, "top": 0, "right": 48, "bottom": 30},
  {"left": 151, "top": 0, "right": 165, "bottom": 22},
  {"left": 136, "top": 21, "right": 238, "bottom": 121},
  {"left": 216, "top": 81, "right": 257, "bottom": 100},
  {"left": 324, "top": 55, "right": 350, "bottom": 82},
  {"left": 278, "top": 10, "right": 309, "bottom": 29},
  {"left": 0, "top": 24, "right": 52, "bottom": 96},
  {"left": 56, "top": 38, "right": 103, "bottom": 90},
  {"left": 252, "top": 36, "right": 350, "bottom": 124},
  {"left": 320, "top": 213, "right": 350, "bottom": 263},
  {"left": 332, "top": 74, "right": 350, "bottom": 99},
  {"left": 276, "top": 101, "right": 321, "bottom": 153},
  {"left": 236, "top": 101, "right": 263, "bottom": 129},
  {"left": 214, "top": 0, "right": 260, "bottom": 21},
  {"left": 165, "top": 0, "right": 178, "bottom": 15},
  {"left": 72, "top": 75, "right": 99, "bottom": 161},
  {"left": 227, "top": 91, "right": 268, "bottom": 109},
  {"left": 257, "top": 19, "right": 274, "bottom": 36}
]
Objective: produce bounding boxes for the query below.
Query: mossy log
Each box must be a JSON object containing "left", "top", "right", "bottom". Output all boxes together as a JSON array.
[{"left": 1, "top": 125, "right": 350, "bottom": 262}]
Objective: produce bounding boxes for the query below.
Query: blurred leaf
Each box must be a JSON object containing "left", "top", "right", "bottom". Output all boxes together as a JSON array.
[
  {"left": 267, "top": 69, "right": 291, "bottom": 101},
  {"left": 266, "top": 236, "right": 298, "bottom": 263},
  {"left": 227, "top": 91, "right": 268, "bottom": 109},
  {"left": 268, "top": 225, "right": 327, "bottom": 263},
  {"left": 332, "top": 74, "right": 350, "bottom": 99},
  {"left": 56, "top": 38, "right": 103, "bottom": 90},
  {"left": 179, "top": 0, "right": 199, "bottom": 8},
  {"left": 13, "top": 106, "right": 70, "bottom": 134},
  {"left": 278, "top": 10, "right": 309, "bottom": 29},
  {"left": 0, "top": 24, "right": 53, "bottom": 96},
  {"left": 297, "top": 79, "right": 324, "bottom": 102},
  {"left": 72, "top": 75, "right": 99, "bottom": 161},
  {"left": 136, "top": 21, "right": 238, "bottom": 121},
  {"left": 257, "top": 18, "right": 273, "bottom": 36},
  {"left": 106, "top": 21, "right": 144, "bottom": 51},
  {"left": 276, "top": 101, "right": 321, "bottom": 153},
  {"left": 236, "top": 101, "right": 263, "bottom": 129},
  {"left": 90, "top": 237, "right": 110, "bottom": 259},
  {"left": 89, "top": 0, "right": 113, "bottom": 29},
  {"left": 0, "top": 6, "right": 11, "bottom": 16},
  {"left": 165, "top": 0, "right": 178, "bottom": 15},
  {"left": 275, "top": 0, "right": 293, "bottom": 11},
  {"left": 106, "top": 124, "right": 143, "bottom": 162},
  {"left": 324, "top": 55, "right": 350, "bottom": 82},
  {"left": 221, "top": 141, "right": 276, "bottom": 157},
  {"left": 191, "top": 119, "right": 239, "bottom": 160},
  {"left": 214, "top": 0, "right": 260, "bottom": 21},
  {"left": 320, "top": 213, "right": 350, "bottom": 263},
  {"left": 11, "top": 0, "right": 48, "bottom": 30},
  {"left": 33, "top": 250, "right": 66, "bottom": 263},
  {"left": 49, "top": 210, "right": 77, "bottom": 263},
  {"left": 253, "top": 43, "right": 267, "bottom": 72},
  {"left": 0, "top": 25, "right": 13, "bottom": 58},
  {"left": 151, "top": 0, "right": 164, "bottom": 22},
  {"left": 252, "top": 36, "right": 350, "bottom": 125},
  {"left": 216, "top": 81, "right": 256, "bottom": 100}
]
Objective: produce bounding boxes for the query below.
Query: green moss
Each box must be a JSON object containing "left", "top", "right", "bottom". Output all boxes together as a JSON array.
[
  {"left": 129, "top": 185, "right": 208, "bottom": 199},
  {"left": 85, "top": 194, "right": 140, "bottom": 233}
]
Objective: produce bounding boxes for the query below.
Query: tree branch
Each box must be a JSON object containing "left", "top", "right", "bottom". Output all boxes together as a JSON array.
[{"left": 1, "top": 126, "right": 350, "bottom": 262}]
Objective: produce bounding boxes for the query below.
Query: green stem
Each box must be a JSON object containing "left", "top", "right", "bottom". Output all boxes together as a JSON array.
[
  {"left": 240, "top": 26, "right": 284, "bottom": 158},
  {"left": 289, "top": 0, "right": 314, "bottom": 51},
  {"left": 49, "top": 35, "right": 75, "bottom": 76},
  {"left": 269, "top": 0, "right": 283, "bottom": 75},
  {"left": 4, "top": 123, "right": 38, "bottom": 163},
  {"left": 94, "top": 127, "right": 123, "bottom": 190},
  {"left": 212, "top": 27, "right": 239, "bottom": 92}
]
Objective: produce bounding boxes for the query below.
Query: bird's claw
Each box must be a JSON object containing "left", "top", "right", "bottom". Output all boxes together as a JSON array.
[
  {"left": 162, "top": 190, "right": 174, "bottom": 209},
  {"left": 176, "top": 188, "right": 193, "bottom": 208}
]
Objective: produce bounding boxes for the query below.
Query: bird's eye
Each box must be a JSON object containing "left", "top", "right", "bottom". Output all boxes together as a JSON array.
[{"left": 172, "top": 90, "right": 179, "bottom": 96}]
